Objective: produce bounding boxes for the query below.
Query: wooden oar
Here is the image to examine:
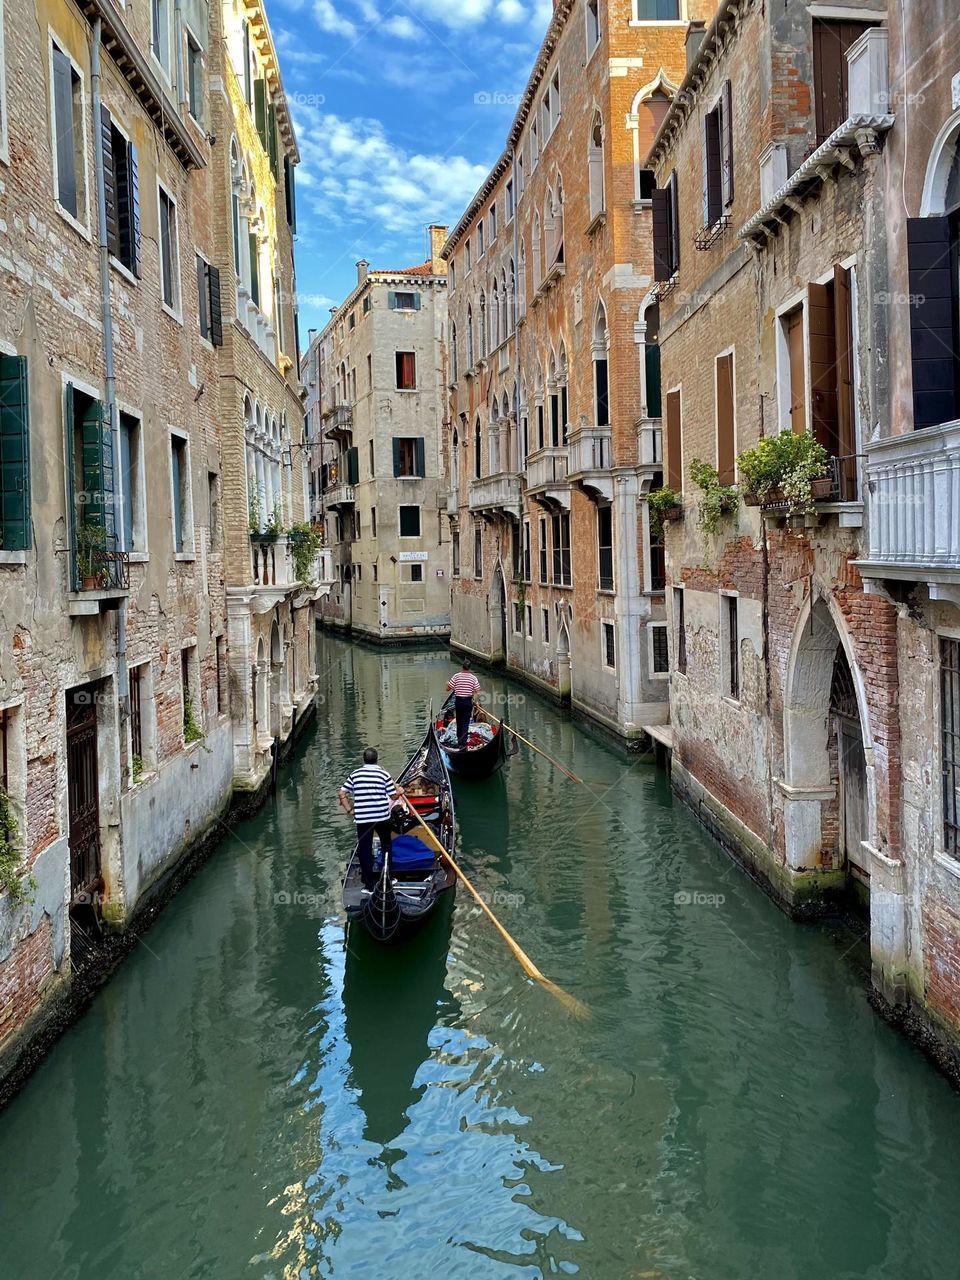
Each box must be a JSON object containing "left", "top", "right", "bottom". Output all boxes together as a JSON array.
[
  {"left": 398, "top": 798, "right": 589, "bottom": 1019},
  {"left": 475, "top": 708, "right": 583, "bottom": 784}
]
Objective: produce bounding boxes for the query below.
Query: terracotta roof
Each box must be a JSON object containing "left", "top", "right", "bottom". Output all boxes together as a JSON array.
[{"left": 388, "top": 259, "right": 434, "bottom": 276}]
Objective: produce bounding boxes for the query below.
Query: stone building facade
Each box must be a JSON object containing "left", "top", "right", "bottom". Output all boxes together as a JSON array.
[
  {"left": 648, "top": 0, "right": 960, "bottom": 1063},
  {"left": 0, "top": 0, "right": 316, "bottom": 1089},
  {"left": 442, "top": 0, "right": 716, "bottom": 740},
  {"left": 304, "top": 234, "right": 451, "bottom": 643}
]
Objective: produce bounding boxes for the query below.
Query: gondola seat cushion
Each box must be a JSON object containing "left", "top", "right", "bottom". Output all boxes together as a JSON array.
[{"left": 388, "top": 834, "right": 436, "bottom": 871}]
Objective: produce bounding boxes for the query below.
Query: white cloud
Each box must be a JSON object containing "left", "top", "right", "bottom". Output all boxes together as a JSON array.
[
  {"left": 382, "top": 14, "right": 419, "bottom": 39},
  {"left": 312, "top": 0, "right": 357, "bottom": 38}
]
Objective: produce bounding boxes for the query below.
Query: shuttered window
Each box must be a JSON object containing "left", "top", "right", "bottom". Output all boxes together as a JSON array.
[
  {"left": 704, "top": 106, "right": 722, "bottom": 227},
  {"left": 393, "top": 437, "right": 425, "bottom": 477},
  {"left": 248, "top": 232, "right": 260, "bottom": 307},
  {"left": 716, "top": 352, "right": 735, "bottom": 482},
  {"left": 66, "top": 385, "right": 117, "bottom": 586},
  {"left": 388, "top": 291, "right": 421, "bottom": 311},
  {"left": 159, "top": 186, "right": 179, "bottom": 311},
  {"left": 652, "top": 171, "right": 679, "bottom": 280},
  {"left": 0, "top": 356, "right": 31, "bottom": 551},
  {"left": 52, "top": 43, "right": 84, "bottom": 223},
  {"left": 196, "top": 255, "right": 222, "bottom": 345},
  {"left": 813, "top": 19, "right": 871, "bottom": 145},
  {"left": 284, "top": 156, "right": 297, "bottom": 231},
  {"left": 101, "top": 109, "right": 141, "bottom": 275},
  {"left": 665, "top": 388, "right": 682, "bottom": 491},
  {"left": 346, "top": 447, "right": 359, "bottom": 485},
  {"left": 267, "top": 103, "right": 279, "bottom": 177},
  {"left": 395, "top": 351, "right": 417, "bottom": 390},
  {"left": 906, "top": 217, "right": 959, "bottom": 430},
  {"left": 254, "top": 78, "right": 267, "bottom": 151}
]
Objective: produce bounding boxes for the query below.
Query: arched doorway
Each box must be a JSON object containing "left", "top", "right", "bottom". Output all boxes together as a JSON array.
[
  {"left": 782, "top": 597, "right": 872, "bottom": 892},
  {"left": 557, "top": 617, "right": 571, "bottom": 701},
  {"left": 489, "top": 562, "right": 506, "bottom": 663}
]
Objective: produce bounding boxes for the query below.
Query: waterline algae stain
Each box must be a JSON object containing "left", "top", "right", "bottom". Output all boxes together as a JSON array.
[{"left": 0, "top": 635, "right": 959, "bottom": 1278}]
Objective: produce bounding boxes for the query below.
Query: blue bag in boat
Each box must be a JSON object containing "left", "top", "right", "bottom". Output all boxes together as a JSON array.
[{"left": 388, "top": 833, "right": 436, "bottom": 872}]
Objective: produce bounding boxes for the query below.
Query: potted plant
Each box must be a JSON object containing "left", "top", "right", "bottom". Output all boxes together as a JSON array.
[
  {"left": 77, "top": 522, "right": 107, "bottom": 589},
  {"left": 688, "top": 459, "right": 739, "bottom": 534},
  {"left": 736, "top": 431, "right": 828, "bottom": 516},
  {"left": 647, "top": 485, "right": 683, "bottom": 535},
  {"left": 248, "top": 485, "right": 262, "bottom": 536},
  {"left": 287, "top": 520, "right": 323, "bottom": 584}
]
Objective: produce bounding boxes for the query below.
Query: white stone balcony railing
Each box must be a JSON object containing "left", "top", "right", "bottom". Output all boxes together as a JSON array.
[
  {"left": 856, "top": 422, "right": 960, "bottom": 601},
  {"left": 526, "top": 446, "right": 569, "bottom": 491},
  {"left": 568, "top": 425, "right": 613, "bottom": 501},
  {"left": 251, "top": 534, "right": 294, "bottom": 588},
  {"left": 637, "top": 419, "right": 663, "bottom": 470},
  {"left": 323, "top": 402, "right": 353, "bottom": 435},
  {"left": 324, "top": 483, "right": 356, "bottom": 508},
  {"left": 468, "top": 472, "right": 522, "bottom": 519}
]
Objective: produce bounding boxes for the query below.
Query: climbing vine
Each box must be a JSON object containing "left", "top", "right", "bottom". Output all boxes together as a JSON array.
[
  {"left": 183, "top": 697, "right": 204, "bottom": 745},
  {"left": 0, "top": 785, "right": 35, "bottom": 907}
]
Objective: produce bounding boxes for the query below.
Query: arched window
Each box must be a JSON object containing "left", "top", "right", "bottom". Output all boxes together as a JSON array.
[
  {"left": 914, "top": 115, "right": 960, "bottom": 428},
  {"left": 491, "top": 279, "right": 500, "bottom": 349},
  {"left": 474, "top": 417, "right": 482, "bottom": 479},
  {"left": 558, "top": 342, "right": 569, "bottom": 444},
  {"left": 640, "top": 298, "right": 662, "bottom": 419},
  {"left": 548, "top": 349, "right": 560, "bottom": 447},
  {"left": 479, "top": 291, "right": 487, "bottom": 357},
  {"left": 508, "top": 261, "right": 516, "bottom": 333},
  {"left": 500, "top": 269, "right": 509, "bottom": 337},
  {"left": 519, "top": 377, "right": 529, "bottom": 470},
  {"left": 533, "top": 215, "right": 542, "bottom": 290},
  {"left": 450, "top": 322, "right": 458, "bottom": 381},
  {"left": 535, "top": 360, "right": 545, "bottom": 450},
  {"left": 553, "top": 180, "right": 565, "bottom": 265},
  {"left": 589, "top": 112, "right": 604, "bottom": 220},
  {"left": 466, "top": 304, "right": 474, "bottom": 366},
  {"left": 518, "top": 241, "right": 527, "bottom": 314},
  {"left": 593, "top": 302, "right": 609, "bottom": 428}
]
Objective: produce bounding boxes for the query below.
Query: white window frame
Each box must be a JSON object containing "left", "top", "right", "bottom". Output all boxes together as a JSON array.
[
  {"left": 585, "top": 0, "right": 601, "bottom": 56},
  {"left": 541, "top": 606, "right": 550, "bottom": 646},
  {"left": 195, "top": 248, "right": 216, "bottom": 349},
  {"left": 184, "top": 22, "right": 204, "bottom": 124},
  {"left": 525, "top": 602, "right": 533, "bottom": 638},
  {"left": 398, "top": 503, "right": 422, "bottom": 539},
  {"left": 118, "top": 402, "right": 148, "bottom": 558},
  {"left": 0, "top": 697, "right": 27, "bottom": 837},
  {"left": 127, "top": 658, "right": 158, "bottom": 778},
  {"left": 602, "top": 620, "right": 616, "bottom": 670},
  {"left": 647, "top": 621, "right": 670, "bottom": 680},
  {"left": 150, "top": 0, "right": 173, "bottom": 82},
  {"left": 630, "top": 0, "right": 686, "bottom": 24},
  {"left": 719, "top": 589, "right": 740, "bottom": 703},
  {"left": 169, "top": 426, "right": 195, "bottom": 559},
  {"left": 48, "top": 32, "right": 91, "bottom": 239},
  {"left": 774, "top": 290, "right": 807, "bottom": 434},
  {"left": 158, "top": 181, "right": 183, "bottom": 322}
]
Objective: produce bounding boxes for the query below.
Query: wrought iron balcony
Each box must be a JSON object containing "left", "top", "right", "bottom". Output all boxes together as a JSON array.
[
  {"left": 856, "top": 422, "right": 960, "bottom": 603},
  {"left": 468, "top": 472, "right": 522, "bottom": 520},
  {"left": 67, "top": 528, "right": 130, "bottom": 615},
  {"left": 567, "top": 425, "right": 613, "bottom": 501},
  {"left": 526, "top": 446, "right": 570, "bottom": 510}
]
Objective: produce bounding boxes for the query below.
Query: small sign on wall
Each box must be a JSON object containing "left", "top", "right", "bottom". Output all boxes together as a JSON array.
[
  {"left": 399, "top": 551, "right": 428, "bottom": 562},
  {"left": 436, "top": 569, "right": 444, "bottom": 577}
]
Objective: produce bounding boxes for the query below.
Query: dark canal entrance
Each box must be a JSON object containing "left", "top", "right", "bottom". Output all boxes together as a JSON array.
[{"left": 1, "top": 634, "right": 960, "bottom": 1278}]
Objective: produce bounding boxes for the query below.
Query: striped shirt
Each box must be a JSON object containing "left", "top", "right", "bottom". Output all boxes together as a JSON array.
[
  {"left": 341, "top": 764, "right": 397, "bottom": 824},
  {"left": 447, "top": 671, "right": 481, "bottom": 699}
]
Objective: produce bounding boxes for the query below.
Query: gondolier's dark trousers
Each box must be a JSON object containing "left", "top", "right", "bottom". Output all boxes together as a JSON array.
[
  {"left": 355, "top": 820, "right": 393, "bottom": 890},
  {"left": 454, "top": 695, "right": 474, "bottom": 749}
]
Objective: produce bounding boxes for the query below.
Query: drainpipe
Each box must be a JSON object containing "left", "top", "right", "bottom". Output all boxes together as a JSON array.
[
  {"left": 91, "top": 20, "right": 128, "bottom": 710},
  {"left": 174, "top": 0, "right": 187, "bottom": 111}
]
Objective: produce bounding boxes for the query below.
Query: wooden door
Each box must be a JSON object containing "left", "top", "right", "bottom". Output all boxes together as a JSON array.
[{"left": 66, "top": 688, "right": 101, "bottom": 904}]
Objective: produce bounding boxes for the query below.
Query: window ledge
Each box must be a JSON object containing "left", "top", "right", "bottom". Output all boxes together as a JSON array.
[
  {"left": 110, "top": 257, "right": 139, "bottom": 287},
  {"left": 585, "top": 210, "right": 607, "bottom": 237},
  {"left": 127, "top": 551, "right": 150, "bottom": 563},
  {"left": 0, "top": 551, "right": 28, "bottom": 566},
  {"left": 55, "top": 203, "right": 92, "bottom": 243},
  {"left": 933, "top": 852, "right": 960, "bottom": 883},
  {"left": 161, "top": 300, "right": 183, "bottom": 325},
  {"left": 174, "top": 551, "right": 196, "bottom": 562}
]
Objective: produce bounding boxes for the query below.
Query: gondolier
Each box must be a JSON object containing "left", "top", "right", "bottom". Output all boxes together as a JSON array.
[
  {"left": 446, "top": 660, "right": 482, "bottom": 749},
  {"left": 339, "top": 749, "right": 402, "bottom": 892}
]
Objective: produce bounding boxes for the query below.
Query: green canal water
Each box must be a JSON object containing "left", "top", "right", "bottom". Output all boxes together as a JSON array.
[{"left": 2, "top": 634, "right": 960, "bottom": 1279}]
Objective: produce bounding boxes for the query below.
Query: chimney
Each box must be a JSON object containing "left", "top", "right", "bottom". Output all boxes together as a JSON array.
[
  {"left": 356, "top": 259, "right": 369, "bottom": 284},
  {"left": 428, "top": 225, "right": 449, "bottom": 276},
  {"left": 685, "top": 20, "right": 707, "bottom": 71},
  {"left": 307, "top": 328, "right": 317, "bottom": 345}
]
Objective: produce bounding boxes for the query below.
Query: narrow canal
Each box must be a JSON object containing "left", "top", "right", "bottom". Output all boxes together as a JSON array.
[{"left": 2, "top": 634, "right": 960, "bottom": 1279}]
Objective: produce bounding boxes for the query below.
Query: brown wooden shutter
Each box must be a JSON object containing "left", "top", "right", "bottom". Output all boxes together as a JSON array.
[
  {"left": 652, "top": 187, "right": 672, "bottom": 281},
  {"left": 665, "top": 388, "right": 682, "bottom": 490},
  {"left": 785, "top": 307, "right": 807, "bottom": 434},
  {"left": 208, "top": 265, "right": 223, "bottom": 347},
  {"left": 128, "top": 142, "right": 142, "bottom": 276},
  {"left": 668, "top": 171, "right": 680, "bottom": 274},
  {"left": 907, "top": 217, "right": 959, "bottom": 430},
  {"left": 808, "top": 281, "right": 839, "bottom": 455},
  {"left": 716, "top": 353, "right": 735, "bottom": 481},
  {"left": 100, "top": 105, "right": 119, "bottom": 257},
  {"left": 721, "top": 79, "right": 734, "bottom": 208},
  {"left": 833, "top": 264, "right": 854, "bottom": 474},
  {"left": 813, "top": 19, "right": 871, "bottom": 144}
]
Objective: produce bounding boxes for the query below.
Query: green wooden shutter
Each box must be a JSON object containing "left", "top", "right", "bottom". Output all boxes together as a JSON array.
[
  {"left": 249, "top": 232, "right": 260, "bottom": 306},
  {"left": 208, "top": 264, "right": 223, "bottom": 346},
  {"left": 413, "top": 293, "right": 422, "bottom": 311},
  {"left": 64, "top": 385, "right": 77, "bottom": 586},
  {"left": 284, "top": 156, "right": 296, "bottom": 231},
  {"left": 0, "top": 356, "right": 31, "bottom": 551},
  {"left": 645, "top": 342, "right": 662, "bottom": 419},
  {"left": 128, "top": 142, "right": 142, "bottom": 276},
  {"left": 392, "top": 437, "right": 401, "bottom": 476},
  {"left": 267, "top": 103, "right": 279, "bottom": 178},
  {"left": 387, "top": 291, "right": 397, "bottom": 310},
  {"left": 346, "top": 447, "right": 359, "bottom": 485},
  {"left": 81, "top": 396, "right": 116, "bottom": 544},
  {"left": 52, "top": 47, "right": 78, "bottom": 218},
  {"left": 196, "top": 254, "right": 210, "bottom": 340},
  {"left": 254, "top": 78, "right": 267, "bottom": 149},
  {"left": 414, "top": 436, "right": 425, "bottom": 477},
  {"left": 100, "top": 105, "right": 119, "bottom": 257}
]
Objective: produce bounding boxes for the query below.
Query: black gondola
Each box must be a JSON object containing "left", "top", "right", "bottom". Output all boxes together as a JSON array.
[
  {"left": 435, "top": 694, "right": 517, "bottom": 780},
  {"left": 342, "top": 722, "right": 456, "bottom": 943}
]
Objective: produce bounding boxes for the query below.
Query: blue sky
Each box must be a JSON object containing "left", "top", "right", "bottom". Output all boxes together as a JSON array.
[{"left": 268, "top": 0, "right": 553, "bottom": 335}]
